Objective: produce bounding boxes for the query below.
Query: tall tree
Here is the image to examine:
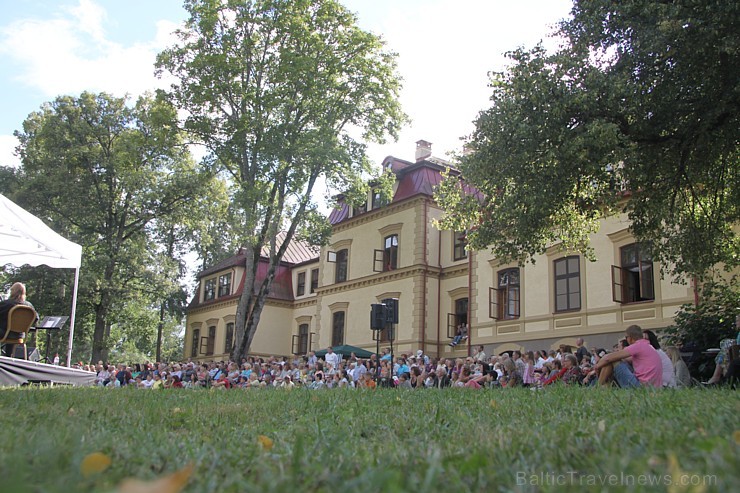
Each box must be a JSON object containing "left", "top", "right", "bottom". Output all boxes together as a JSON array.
[
  {"left": 14, "top": 92, "right": 215, "bottom": 363},
  {"left": 436, "top": 0, "right": 739, "bottom": 280},
  {"left": 156, "top": 0, "right": 406, "bottom": 361}
]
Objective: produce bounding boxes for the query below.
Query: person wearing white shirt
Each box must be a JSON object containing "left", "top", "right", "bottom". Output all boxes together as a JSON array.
[{"left": 324, "top": 347, "right": 341, "bottom": 372}]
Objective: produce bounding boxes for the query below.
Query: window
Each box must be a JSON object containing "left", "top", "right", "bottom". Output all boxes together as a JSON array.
[
  {"left": 310, "top": 268, "right": 319, "bottom": 293},
  {"left": 296, "top": 272, "right": 306, "bottom": 296},
  {"left": 352, "top": 202, "right": 367, "bottom": 217},
  {"left": 489, "top": 268, "right": 520, "bottom": 320},
  {"left": 204, "top": 326, "right": 216, "bottom": 355},
  {"left": 204, "top": 279, "right": 215, "bottom": 301},
  {"left": 374, "top": 235, "right": 399, "bottom": 272},
  {"left": 554, "top": 256, "right": 581, "bottom": 312},
  {"left": 224, "top": 323, "right": 234, "bottom": 353},
  {"left": 383, "top": 235, "right": 398, "bottom": 271},
  {"left": 335, "top": 249, "right": 348, "bottom": 283},
  {"left": 453, "top": 231, "right": 467, "bottom": 260},
  {"left": 447, "top": 298, "right": 468, "bottom": 338},
  {"left": 294, "top": 323, "right": 309, "bottom": 355},
  {"left": 190, "top": 328, "right": 200, "bottom": 358},
  {"left": 218, "top": 273, "right": 231, "bottom": 297},
  {"left": 371, "top": 189, "right": 387, "bottom": 210},
  {"left": 332, "top": 311, "right": 345, "bottom": 347},
  {"left": 612, "top": 243, "right": 654, "bottom": 303}
]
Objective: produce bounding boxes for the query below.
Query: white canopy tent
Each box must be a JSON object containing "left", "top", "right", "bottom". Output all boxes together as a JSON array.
[{"left": 0, "top": 194, "right": 82, "bottom": 367}]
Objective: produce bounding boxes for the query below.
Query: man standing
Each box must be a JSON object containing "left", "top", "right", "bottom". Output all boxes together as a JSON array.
[
  {"left": 575, "top": 338, "right": 591, "bottom": 365},
  {"left": 595, "top": 325, "right": 662, "bottom": 387},
  {"left": 307, "top": 351, "right": 318, "bottom": 368},
  {"left": 473, "top": 345, "right": 487, "bottom": 363},
  {"left": 324, "top": 346, "right": 340, "bottom": 372}
]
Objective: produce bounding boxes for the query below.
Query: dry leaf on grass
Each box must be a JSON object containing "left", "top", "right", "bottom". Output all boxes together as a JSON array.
[
  {"left": 116, "top": 463, "right": 194, "bottom": 493},
  {"left": 258, "top": 435, "right": 274, "bottom": 450},
  {"left": 80, "top": 452, "right": 112, "bottom": 478}
]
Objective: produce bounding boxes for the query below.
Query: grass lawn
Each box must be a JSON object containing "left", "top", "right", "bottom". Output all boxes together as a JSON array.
[{"left": 0, "top": 386, "right": 737, "bottom": 492}]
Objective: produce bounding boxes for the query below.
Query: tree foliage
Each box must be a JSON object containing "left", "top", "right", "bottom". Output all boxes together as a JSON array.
[
  {"left": 437, "top": 0, "right": 739, "bottom": 279},
  {"left": 156, "top": 0, "right": 406, "bottom": 360},
  {"left": 13, "top": 92, "right": 219, "bottom": 363},
  {"left": 663, "top": 276, "right": 739, "bottom": 378}
]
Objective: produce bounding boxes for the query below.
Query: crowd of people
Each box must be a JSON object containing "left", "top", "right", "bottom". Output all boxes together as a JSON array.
[{"left": 81, "top": 323, "right": 724, "bottom": 390}]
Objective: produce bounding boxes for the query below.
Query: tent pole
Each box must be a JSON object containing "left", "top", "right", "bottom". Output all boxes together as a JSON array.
[{"left": 66, "top": 267, "right": 80, "bottom": 368}]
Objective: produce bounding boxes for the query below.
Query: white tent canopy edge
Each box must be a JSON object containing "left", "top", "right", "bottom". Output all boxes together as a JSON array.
[{"left": 0, "top": 193, "right": 82, "bottom": 367}]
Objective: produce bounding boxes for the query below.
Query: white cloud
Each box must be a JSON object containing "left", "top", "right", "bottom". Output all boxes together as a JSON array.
[
  {"left": 0, "top": 0, "right": 183, "bottom": 168},
  {"left": 66, "top": 0, "right": 108, "bottom": 43},
  {"left": 0, "top": 0, "right": 178, "bottom": 99}
]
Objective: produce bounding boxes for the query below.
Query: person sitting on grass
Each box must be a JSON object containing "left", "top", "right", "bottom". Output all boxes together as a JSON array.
[
  {"left": 595, "top": 324, "right": 662, "bottom": 388},
  {"left": 664, "top": 346, "right": 692, "bottom": 388},
  {"left": 358, "top": 372, "right": 376, "bottom": 389},
  {"left": 500, "top": 358, "right": 522, "bottom": 388},
  {"left": 642, "top": 329, "right": 676, "bottom": 388},
  {"left": 212, "top": 371, "right": 231, "bottom": 389},
  {"left": 308, "top": 372, "right": 326, "bottom": 389},
  {"left": 703, "top": 314, "right": 739, "bottom": 385},
  {"left": 397, "top": 372, "right": 413, "bottom": 389},
  {"left": 141, "top": 373, "right": 154, "bottom": 389},
  {"left": 280, "top": 375, "right": 295, "bottom": 389},
  {"left": 560, "top": 354, "right": 583, "bottom": 385},
  {"left": 96, "top": 364, "right": 111, "bottom": 386},
  {"left": 541, "top": 359, "right": 565, "bottom": 386},
  {"left": 151, "top": 373, "right": 164, "bottom": 389}
]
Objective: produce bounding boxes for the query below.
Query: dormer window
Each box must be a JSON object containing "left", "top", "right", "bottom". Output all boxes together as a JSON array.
[
  {"left": 296, "top": 272, "right": 306, "bottom": 297},
  {"left": 204, "top": 279, "right": 215, "bottom": 301},
  {"left": 218, "top": 273, "right": 231, "bottom": 297},
  {"left": 371, "top": 189, "right": 387, "bottom": 210}
]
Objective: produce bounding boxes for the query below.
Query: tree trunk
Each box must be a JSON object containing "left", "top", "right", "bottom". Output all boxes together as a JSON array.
[
  {"left": 90, "top": 302, "right": 108, "bottom": 364},
  {"left": 156, "top": 303, "right": 165, "bottom": 363}
]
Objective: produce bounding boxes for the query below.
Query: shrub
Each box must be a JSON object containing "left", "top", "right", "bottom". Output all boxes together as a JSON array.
[{"left": 662, "top": 276, "right": 739, "bottom": 379}]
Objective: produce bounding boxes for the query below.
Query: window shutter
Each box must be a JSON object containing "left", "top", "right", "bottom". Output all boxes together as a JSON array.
[
  {"left": 639, "top": 259, "right": 655, "bottom": 300},
  {"left": 611, "top": 265, "right": 624, "bottom": 303},
  {"left": 447, "top": 312, "right": 458, "bottom": 338},
  {"left": 373, "top": 249, "right": 384, "bottom": 272},
  {"left": 489, "top": 287, "right": 501, "bottom": 319},
  {"left": 291, "top": 335, "right": 300, "bottom": 355}
]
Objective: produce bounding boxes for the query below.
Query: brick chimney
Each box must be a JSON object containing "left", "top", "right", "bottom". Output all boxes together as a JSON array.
[{"left": 415, "top": 140, "right": 432, "bottom": 162}]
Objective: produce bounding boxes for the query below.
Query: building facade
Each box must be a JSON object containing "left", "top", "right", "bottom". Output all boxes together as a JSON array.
[{"left": 184, "top": 141, "right": 695, "bottom": 362}]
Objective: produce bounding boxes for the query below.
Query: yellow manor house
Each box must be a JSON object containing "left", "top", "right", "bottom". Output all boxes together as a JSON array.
[{"left": 184, "top": 141, "right": 696, "bottom": 362}]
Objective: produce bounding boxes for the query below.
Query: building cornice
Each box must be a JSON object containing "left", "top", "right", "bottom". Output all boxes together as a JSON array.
[{"left": 332, "top": 195, "right": 431, "bottom": 233}]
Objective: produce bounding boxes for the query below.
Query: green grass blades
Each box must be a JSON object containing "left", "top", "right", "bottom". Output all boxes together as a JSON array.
[{"left": 0, "top": 386, "right": 737, "bottom": 492}]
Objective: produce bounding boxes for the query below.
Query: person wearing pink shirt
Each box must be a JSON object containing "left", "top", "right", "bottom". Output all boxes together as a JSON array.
[{"left": 595, "top": 325, "right": 662, "bottom": 388}]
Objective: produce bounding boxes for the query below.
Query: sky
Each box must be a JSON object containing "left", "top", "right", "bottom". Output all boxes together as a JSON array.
[{"left": 0, "top": 0, "right": 573, "bottom": 172}]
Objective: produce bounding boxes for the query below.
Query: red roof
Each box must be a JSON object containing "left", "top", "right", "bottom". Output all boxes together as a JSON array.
[
  {"left": 261, "top": 231, "right": 319, "bottom": 264},
  {"left": 393, "top": 164, "right": 445, "bottom": 202}
]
